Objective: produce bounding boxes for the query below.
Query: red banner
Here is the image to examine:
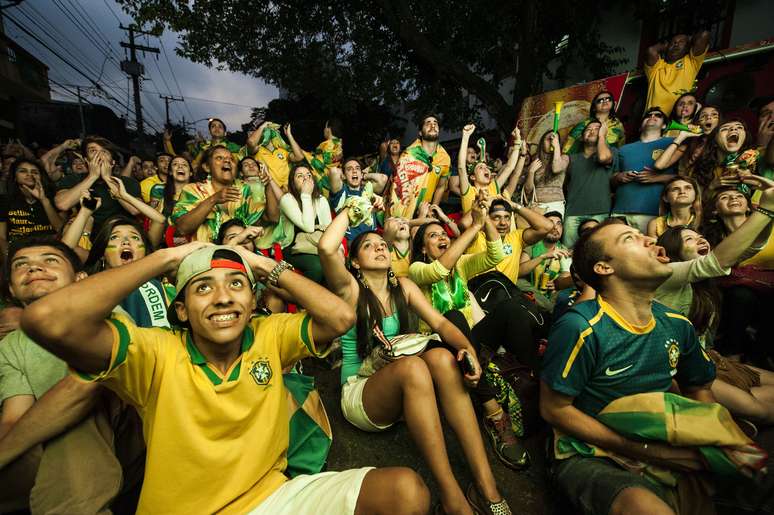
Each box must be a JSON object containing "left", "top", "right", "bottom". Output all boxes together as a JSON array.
[{"left": 516, "top": 72, "right": 629, "bottom": 151}]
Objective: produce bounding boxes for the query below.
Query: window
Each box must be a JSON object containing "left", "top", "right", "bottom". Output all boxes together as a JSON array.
[{"left": 6, "top": 46, "right": 17, "bottom": 64}]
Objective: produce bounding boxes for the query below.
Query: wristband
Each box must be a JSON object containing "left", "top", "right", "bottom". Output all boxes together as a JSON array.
[
  {"left": 267, "top": 260, "right": 294, "bottom": 286},
  {"left": 753, "top": 206, "right": 774, "bottom": 219}
]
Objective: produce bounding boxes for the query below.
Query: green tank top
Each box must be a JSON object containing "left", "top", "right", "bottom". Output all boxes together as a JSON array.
[{"left": 340, "top": 311, "right": 400, "bottom": 384}]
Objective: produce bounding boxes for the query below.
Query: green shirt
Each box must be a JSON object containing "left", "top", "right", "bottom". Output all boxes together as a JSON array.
[
  {"left": 565, "top": 149, "right": 618, "bottom": 217},
  {"left": 0, "top": 329, "right": 68, "bottom": 401},
  {"left": 541, "top": 296, "right": 715, "bottom": 417},
  {"left": 340, "top": 311, "right": 400, "bottom": 384}
]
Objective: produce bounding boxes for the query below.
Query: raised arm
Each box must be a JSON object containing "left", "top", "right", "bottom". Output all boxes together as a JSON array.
[
  {"left": 54, "top": 153, "right": 103, "bottom": 211},
  {"left": 714, "top": 176, "right": 774, "bottom": 268},
  {"left": 457, "top": 124, "right": 475, "bottom": 194},
  {"left": 596, "top": 122, "right": 613, "bottom": 165},
  {"left": 319, "top": 209, "right": 358, "bottom": 300},
  {"left": 549, "top": 133, "right": 569, "bottom": 173},
  {"left": 239, "top": 250, "right": 355, "bottom": 344},
  {"left": 21, "top": 242, "right": 208, "bottom": 373},
  {"left": 495, "top": 130, "right": 523, "bottom": 191},
  {"left": 691, "top": 30, "right": 710, "bottom": 56},
  {"left": 106, "top": 177, "right": 165, "bottom": 224},
  {"left": 41, "top": 139, "right": 79, "bottom": 181},
  {"left": 162, "top": 129, "right": 178, "bottom": 156},
  {"left": 500, "top": 197, "right": 552, "bottom": 245},
  {"left": 283, "top": 123, "right": 305, "bottom": 163},
  {"left": 328, "top": 165, "right": 344, "bottom": 194},
  {"left": 646, "top": 40, "right": 667, "bottom": 67},
  {"left": 23, "top": 177, "right": 63, "bottom": 232},
  {"left": 437, "top": 193, "right": 489, "bottom": 271},
  {"left": 120, "top": 156, "right": 140, "bottom": 179}
]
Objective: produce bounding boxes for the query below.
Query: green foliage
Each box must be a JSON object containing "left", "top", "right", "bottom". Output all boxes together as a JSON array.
[{"left": 118, "top": 0, "right": 627, "bottom": 139}]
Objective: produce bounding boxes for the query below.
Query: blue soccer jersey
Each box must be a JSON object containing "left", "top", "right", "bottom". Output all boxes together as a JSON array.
[{"left": 541, "top": 296, "right": 716, "bottom": 417}]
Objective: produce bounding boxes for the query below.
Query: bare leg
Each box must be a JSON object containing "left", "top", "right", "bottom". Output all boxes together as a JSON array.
[
  {"left": 361, "top": 356, "right": 471, "bottom": 514},
  {"left": 421, "top": 348, "right": 501, "bottom": 503},
  {"left": 610, "top": 487, "right": 675, "bottom": 515},
  {"left": 355, "top": 467, "right": 430, "bottom": 515},
  {"left": 712, "top": 379, "right": 774, "bottom": 424}
]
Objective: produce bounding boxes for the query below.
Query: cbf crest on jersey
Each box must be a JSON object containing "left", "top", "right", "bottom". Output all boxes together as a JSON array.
[
  {"left": 665, "top": 338, "right": 680, "bottom": 375},
  {"left": 250, "top": 360, "right": 273, "bottom": 385}
]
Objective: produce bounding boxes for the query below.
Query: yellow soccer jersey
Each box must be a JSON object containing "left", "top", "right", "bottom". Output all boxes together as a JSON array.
[
  {"left": 466, "top": 228, "right": 525, "bottom": 283},
  {"left": 76, "top": 312, "right": 325, "bottom": 514}
]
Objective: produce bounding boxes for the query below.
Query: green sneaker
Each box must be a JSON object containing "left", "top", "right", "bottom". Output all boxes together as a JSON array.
[{"left": 482, "top": 411, "right": 530, "bottom": 470}]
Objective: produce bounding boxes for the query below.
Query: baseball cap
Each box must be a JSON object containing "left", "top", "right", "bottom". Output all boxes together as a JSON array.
[{"left": 167, "top": 245, "right": 256, "bottom": 327}]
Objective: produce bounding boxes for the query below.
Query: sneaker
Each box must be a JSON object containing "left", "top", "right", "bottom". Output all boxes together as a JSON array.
[
  {"left": 482, "top": 411, "right": 530, "bottom": 470},
  {"left": 466, "top": 483, "right": 512, "bottom": 515}
]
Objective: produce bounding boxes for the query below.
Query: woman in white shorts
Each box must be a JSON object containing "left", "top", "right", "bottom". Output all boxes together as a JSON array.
[{"left": 319, "top": 206, "right": 512, "bottom": 515}]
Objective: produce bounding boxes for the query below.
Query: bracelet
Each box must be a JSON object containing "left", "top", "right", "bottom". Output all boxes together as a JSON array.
[
  {"left": 753, "top": 206, "right": 774, "bottom": 219},
  {"left": 267, "top": 260, "right": 294, "bottom": 287},
  {"left": 669, "top": 142, "right": 679, "bottom": 147}
]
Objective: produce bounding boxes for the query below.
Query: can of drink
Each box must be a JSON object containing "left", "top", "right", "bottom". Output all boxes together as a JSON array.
[{"left": 539, "top": 271, "right": 551, "bottom": 290}]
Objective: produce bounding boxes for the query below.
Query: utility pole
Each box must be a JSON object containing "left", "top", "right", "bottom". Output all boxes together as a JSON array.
[
  {"left": 159, "top": 95, "right": 184, "bottom": 126},
  {"left": 119, "top": 25, "right": 159, "bottom": 135}
]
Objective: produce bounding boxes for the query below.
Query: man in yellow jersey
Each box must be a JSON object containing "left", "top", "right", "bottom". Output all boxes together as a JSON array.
[
  {"left": 541, "top": 219, "right": 716, "bottom": 514},
  {"left": 389, "top": 114, "right": 452, "bottom": 219},
  {"left": 22, "top": 243, "right": 430, "bottom": 515},
  {"left": 644, "top": 30, "right": 710, "bottom": 114}
]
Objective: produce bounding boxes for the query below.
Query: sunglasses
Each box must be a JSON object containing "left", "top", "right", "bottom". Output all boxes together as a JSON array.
[
  {"left": 645, "top": 112, "right": 665, "bottom": 119},
  {"left": 595, "top": 97, "right": 613, "bottom": 104}
]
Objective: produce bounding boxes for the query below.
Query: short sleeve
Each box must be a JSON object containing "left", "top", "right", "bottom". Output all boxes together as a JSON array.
[
  {"left": 541, "top": 311, "right": 597, "bottom": 398},
  {"left": 255, "top": 313, "right": 327, "bottom": 370},
  {"left": 0, "top": 342, "right": 32, "bottom": 401},
  {"left": 329, "top": 187, "right": 347, "bottom": 212},
  {"left": 72, "top": 313, "right": 166, "bottom": 409},
  {"left": 671, "top": 315, "right": 716, "bottom": 387}
]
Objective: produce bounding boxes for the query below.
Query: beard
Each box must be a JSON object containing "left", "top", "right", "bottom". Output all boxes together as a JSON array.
[
  {"left": 421, "top": 131, "right": 439, "bottom": 142},
  {"left": 545, "top": 233, "right": 561, "bottom": 243}
]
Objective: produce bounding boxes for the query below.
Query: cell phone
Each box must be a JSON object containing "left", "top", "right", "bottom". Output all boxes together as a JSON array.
[{"left": 461, "top": 352, "right": 476, "bottom": 375}]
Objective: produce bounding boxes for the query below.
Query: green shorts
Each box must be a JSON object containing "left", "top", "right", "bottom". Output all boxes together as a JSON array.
[{"left": 552, "top": 455, "right": 673, "bottom": 515}]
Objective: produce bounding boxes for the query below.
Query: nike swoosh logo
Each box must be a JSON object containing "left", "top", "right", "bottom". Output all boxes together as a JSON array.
[
  {"left": 480, "top": 290, "right": 492, "bottom": 303},
  {"left": 605, "top": 364, "right": 633, "bottom": 376}
]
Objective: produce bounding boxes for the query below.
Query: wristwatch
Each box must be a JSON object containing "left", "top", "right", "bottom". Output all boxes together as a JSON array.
[{"left": 267, "top": 260, "right": 294, "bottom": 286}]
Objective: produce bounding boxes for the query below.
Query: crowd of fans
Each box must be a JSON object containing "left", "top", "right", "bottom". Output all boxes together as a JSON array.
[{"left": 1, "top": 29, "right": 774, "bottom": 515}]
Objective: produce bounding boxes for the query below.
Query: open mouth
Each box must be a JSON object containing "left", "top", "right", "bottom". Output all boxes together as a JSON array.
[
  {"left": 437, "top": 242, "right": 449, "bottom": 250},
  {"left": 208, "top": 312, "right": 241, "bottom": 326},
  {"left": 654, "top": 246, "right": 670, "bottom": 264},
  {"left": 727, "top": 134, "right": 740, "bottom": 145},
  {"left": 120, "top": 249, "right": 134, "bottom": 262},
  {"left": 697, "top": 243, "right": 710, "bottom": 256}
]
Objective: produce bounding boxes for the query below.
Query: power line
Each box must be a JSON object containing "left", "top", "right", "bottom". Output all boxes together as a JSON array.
[
  {"left": 160, "top": 39, "right": 194, "bottom": 121},
  {"left": 102, "top": 0, "right": 123, "bottom": 24},
  {"left": 3, "top": 12, "right": 160, "bottom": 134}
]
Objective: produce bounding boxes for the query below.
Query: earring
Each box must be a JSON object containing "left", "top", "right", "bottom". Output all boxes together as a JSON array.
[
  {"left": 387, "top": 268, "right": 398, "bottom": 288},
  {"left": 355, "top": 268, "right": 369, "bottom": 289}
]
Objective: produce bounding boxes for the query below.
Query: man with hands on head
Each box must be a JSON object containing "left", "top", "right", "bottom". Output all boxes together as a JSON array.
[
  {"left": 645, "top": 30, "right": 710, "bottom": 114},
  {"left": 21, "top": 240, "right": 430, "bottom": 515},
  {"left": 54, "top": 137, "right": 142, "bottom": 232}
]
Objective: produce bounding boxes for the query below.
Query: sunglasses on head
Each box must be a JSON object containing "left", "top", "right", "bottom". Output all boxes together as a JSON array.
[{"left": 645, "top": 111, "right": 665, "bottom": 119}]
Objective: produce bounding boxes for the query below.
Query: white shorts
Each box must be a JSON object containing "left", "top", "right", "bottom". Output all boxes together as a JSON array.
[
  {"left": 248, "top": 467, "right": 374, "bottom": 515},
  {"left": 340, "top": 375, "right": 395, "bottom": 432}
]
